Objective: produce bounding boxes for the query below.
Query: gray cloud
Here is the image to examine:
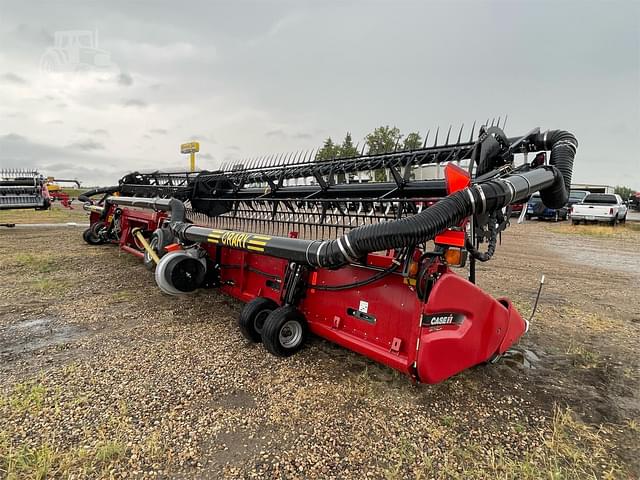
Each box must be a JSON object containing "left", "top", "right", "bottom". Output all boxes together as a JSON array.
[
  {"left": 149, "top": 128, "right": 167, "bottom": 135},
  {"left": 1, "top": 72, "right": 28, "bottom": 85},
  {"left": 293, "top": 132, "right": 312, "bottom": 140},
  {"left": 265, "top": 129, "right": 285, "bottom": 138},
  {"left": 199, "top": 153, "right": 214, "bottom": 160},
  {"left": 1, "top": 133, "right": 27, "bottom": 141},
  {"left": 117, "top": 72, "right": 134, "bottom": 86},
  {"left": 67, "top": 139, "right": 105, "bottom": 151},
  {"left": 123, "top": 99, "right": 147, "bottom": 108},
  {"left": 0, "top": 1, "right": 637, "bottom": 187},
  {"left": 46, "top": 120, "right": 64, "bottom": 125}
]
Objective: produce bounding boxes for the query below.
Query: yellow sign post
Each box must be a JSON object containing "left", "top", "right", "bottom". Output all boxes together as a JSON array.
[{"left": 180, "top": 141, "right": 200, "bottom": 172}]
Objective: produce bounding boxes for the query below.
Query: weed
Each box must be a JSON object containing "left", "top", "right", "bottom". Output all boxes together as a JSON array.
[
  {"left": 566, "top": 343, "right": 600, "bottom": 367},
  {"left": 1, "top": 381, "right": 47, "bottom": 414},
  {"left": 14, "top": 253, "right": 58, "bottom": 273},
  {"left": 95, "top": 440, "right": 126, "bottom": 464}
]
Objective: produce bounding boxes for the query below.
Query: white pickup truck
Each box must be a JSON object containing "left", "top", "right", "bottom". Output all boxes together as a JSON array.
[{"left": 571, "top": 193, "right": 628, "bottom": 225}]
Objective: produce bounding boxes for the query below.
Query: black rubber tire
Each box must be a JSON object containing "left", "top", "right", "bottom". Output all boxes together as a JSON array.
[
  {"left": 620, "top": 214, "right": 627, "bottom": 224},
  {"left": 525, "top": 214, "right": 531, "bottom": 221},
  {"left": 143, "top": 235, "right": 158, "bottom": 270},
  {"left": 84, "top": 221, "right": 106, "bottom": 245},
  {"left": 82, "top": 227, "right": 93, "bottom": 244},
  {"left": 572, "top": 220, "right": 580, "bottom": 226},
  {"left": 143, "top": 228, "right": 172, "bottom": 270},
  {"left": 610, "top": 216, "right": 618, "bottom": 227},
  {"left": 262, "top": 306, "right": 308, "bottom": 357},
  {"left": 238, "top": 297, "right": 279, "bottom": 343}
]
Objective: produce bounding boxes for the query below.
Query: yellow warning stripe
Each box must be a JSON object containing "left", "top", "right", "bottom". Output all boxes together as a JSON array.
[
  {"left": 247, "top": 240, "right": 267, "bottom": 246},
  {"left": 251, "top": 235, "right": 271, "bottom": 240},
  {"left": 247, "top": 246, "right": 265, "bottom": 252}
]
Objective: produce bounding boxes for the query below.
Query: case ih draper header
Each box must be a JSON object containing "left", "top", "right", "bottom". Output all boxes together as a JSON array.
[{"left": 80, "top": 123, "right": 577, "bottom": 383}]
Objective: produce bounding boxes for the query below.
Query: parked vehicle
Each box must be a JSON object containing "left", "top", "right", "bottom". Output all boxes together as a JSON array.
[
  {"left": 567, "top": 190, "right": 589, "bottom": 210},
  {"left": 525, "top": 193, "right": 568, "bottom": 221},
  {"left": 630, "top": 192, "right": 640, "bottom": 211},
  {"left": 571, "top": 193, "right": 628, "bottom": 225},
  {"left": 510, "top": 202, "right": 525, "bottom": 216}
]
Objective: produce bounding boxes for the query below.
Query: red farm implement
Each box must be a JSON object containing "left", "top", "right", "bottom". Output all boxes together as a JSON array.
[{"left": 80, "top": 123, "right": 577, "bottom": 383}]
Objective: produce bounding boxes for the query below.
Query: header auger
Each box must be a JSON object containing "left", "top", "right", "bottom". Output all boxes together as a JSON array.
[{"left": 81, "top": 123, "right": 577, "bottom": 383}]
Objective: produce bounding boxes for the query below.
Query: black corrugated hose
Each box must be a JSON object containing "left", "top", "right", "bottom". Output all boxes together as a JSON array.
[{"left": 314, "top": 129, "right": 577, "bottom": 269}]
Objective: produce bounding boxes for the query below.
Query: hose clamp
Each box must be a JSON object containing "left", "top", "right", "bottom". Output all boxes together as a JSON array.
[
  {"left": 466, "top": 187, "right": 476, "bottom": 213},
  {"left": 305, "top": 241, "right": 318, "bottom": 266},
  {"left": 474, "top": 185, "right": 487, "bottom": 214},
  {"left": 502, "top": 179, "right": 516, "bottom": 204},
  {"left": 316, "top": 241, "right": 328, "bottom": 268},
  {"left": 337, "top": 236, "right": 357, "bottom": 264},
  {"left": 343, "top": 235, "right": 358, "bottom": 259}
]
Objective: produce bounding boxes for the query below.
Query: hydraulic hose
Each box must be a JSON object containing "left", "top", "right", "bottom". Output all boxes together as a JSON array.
[
  {"left": 78, "top": 186, "right": 119, "bottom": 203},
  {"left": 317, "top": 166, "right": 563, "bottom": 268},
  {"left": 532, "top": 130, "right": 578, "bottom": 208}
]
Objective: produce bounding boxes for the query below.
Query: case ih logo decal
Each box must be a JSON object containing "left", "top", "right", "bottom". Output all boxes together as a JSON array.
[{"left": 421, "top": 313, "right": 465, "bottom": 327}]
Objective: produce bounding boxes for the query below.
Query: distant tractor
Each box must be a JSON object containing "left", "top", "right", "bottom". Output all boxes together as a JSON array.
[
  {"left": 40, "top": 31, "right": 112, "bottom": 73},
  {"left": 46, "top": 177, "right": 82, "bottom": 209}
]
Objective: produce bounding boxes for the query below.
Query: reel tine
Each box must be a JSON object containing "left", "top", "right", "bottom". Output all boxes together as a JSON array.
[
  {"left": 496, "top": 116, "right": 501, "bottom": 129},
  {"left": 456, "top": 124, "right": 464, "bottom": 144},
  {"left": 491, "top": 117, "right": 495, "bottom": 127},
  {"left": 485, "top": 118, "right": 490, "bottom": 127},
  {"left": 423, "top": 129, "right": 430, "bottom": 148},
  {"left": 433, "top": 126, "right": 439, "bottom": 147},
  {"left": 502, "top": 114, "right": 508, "bottom": 130},
  {"left": 469, "top": 121, "right": 476, "bottom": 142},
  {"left": 445, "top": 125, "right": 452, "bottom": 145}
]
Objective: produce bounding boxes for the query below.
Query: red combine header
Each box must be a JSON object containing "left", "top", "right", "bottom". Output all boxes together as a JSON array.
[{"left": 80, "top": 123, "right": 577, "bottom": 383}]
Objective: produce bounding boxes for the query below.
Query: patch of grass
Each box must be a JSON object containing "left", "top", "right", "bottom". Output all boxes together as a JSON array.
[
  {"left": 14, "top": 253, "right": 58, "bottom": 273},
  {"left": 30, "top": 278, "right": 68, "bottom": 294},
  {"left": 94, "top": 440, "right": 126, "bottom": 464},
  {"left": 111, "top": 290, "right": 135, "bottom": 302},
  {"left": 566, "top": 343, "right": 600, "bottom": 368},
  {"left": 1, "top": 443, "right": 56, "bottom": 480},
  {"left": 380, "top": 407, "right": 622, "bottom": 479},
  {"left": 0, "top": 204, "right": 88, "bottom": 225},
  {"left": 0, "top": 381, "right": 48, "bottom": 414},
  {"left": 549, "top": 223, "right": 639, "bottom": 238},
  {"left": 0, "top": 440, "right": 126, "bottom": 479}
]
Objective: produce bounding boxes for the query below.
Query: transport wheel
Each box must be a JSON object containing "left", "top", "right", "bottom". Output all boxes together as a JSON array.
[
  {"left": 620, "top": 214, "right": 627, "bottom": 224},
  {"left": 238, "top": 297, "right": 279, "bottom": 343},
  {"left": 572, "top": 220, "right": 580, "bottom": 226},
  {"left": 610, "top": 216, "right": 618, "bottom": 227},
  {"left": 143, "top": 234, "right": 160, "bottom": 270},
  {"left": 155, "top": 252, "right": 206, "bottom": 295},
  {"left": 261, "top": 306, "right": 308, "bottom": 357},
  {"left": 84, "top": 221, "right": 106, "bottom": 245},
  {"left": 143, "top": 229, "right": 170, "bottom": 270},
  {"left": 525, "top": 214, "right": 531, "bottom": 221}
]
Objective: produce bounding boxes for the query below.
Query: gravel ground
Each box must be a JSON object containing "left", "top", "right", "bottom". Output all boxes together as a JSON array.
[{"left": 0, "top": 220, "right": 638, "bottom": 479}]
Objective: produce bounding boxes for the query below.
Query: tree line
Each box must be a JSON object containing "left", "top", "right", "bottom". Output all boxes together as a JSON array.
[{"left": 315, "top": 125, "right": 424, "bottom": 161}]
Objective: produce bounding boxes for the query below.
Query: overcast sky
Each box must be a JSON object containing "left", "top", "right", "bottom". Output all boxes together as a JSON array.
[{"left": 0, "top": 0, "right": 638, "bottom": 187}]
